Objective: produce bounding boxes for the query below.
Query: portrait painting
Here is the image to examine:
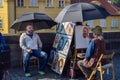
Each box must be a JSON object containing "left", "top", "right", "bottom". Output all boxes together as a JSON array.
[
  {"left": 52, "top": 53, "right": 66, "bottom": 74},
  {"left": 75, "top": 26, "right": 90, "bottom": 49},
  {"left": 57, "top": 22, "right": 74, "bottom": 36},
  {"left": 53, "top": 34, "right": 60, "bottom": 48},
  {"left": 64, "top": 22, "right": 74, "bottom": 36},
  {"left": 58, "top": 38, "right": 72, "bottom": 56},
  {"left": 56, "top": 36, "right": 69, "bottom": 51},
  {"left": 48, "top": 50, "right": 57, "bottom": 66},
  {"left": 57, "top": 23, "right": 65, "bottom": 33}
]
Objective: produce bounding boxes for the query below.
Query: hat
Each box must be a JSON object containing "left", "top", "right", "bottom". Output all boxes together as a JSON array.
[{"left": 91, "top": 26, "right": 102, "bottom": 34}]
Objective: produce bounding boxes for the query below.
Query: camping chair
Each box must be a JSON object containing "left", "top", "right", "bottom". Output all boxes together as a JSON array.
[
  {"left": 88, "top": 54, "right": 103, "bottom": 80},
  {"left": 97, "top": 52, "right": 115, "bottom": 80}
]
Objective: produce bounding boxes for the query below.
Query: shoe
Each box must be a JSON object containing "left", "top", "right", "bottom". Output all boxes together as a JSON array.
[
  {"left": 38, "top": 71, "right": 46, "bottom": 75},
  {"left": 25, "top": 73, "right": 31, "bottom": 77}
]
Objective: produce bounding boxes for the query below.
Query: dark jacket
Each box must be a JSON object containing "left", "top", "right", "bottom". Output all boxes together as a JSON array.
[{"left": 84, "top": 38, "right": 106, "bottom": 68}]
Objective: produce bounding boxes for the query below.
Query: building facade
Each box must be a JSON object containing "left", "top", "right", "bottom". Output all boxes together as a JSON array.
[
  {"left": 0, "top": 0, "right": 120, "bottom": 34},
  {"left": 0, "top": 0, "right": 70, "bottom": 34}
]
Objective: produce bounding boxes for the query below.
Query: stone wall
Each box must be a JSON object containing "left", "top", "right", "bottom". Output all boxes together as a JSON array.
[
  {"left": 4, "top": 32, "right": 120, "bottom": 68},
  {"left": 4, "top": 33, "right": 55, "bottom": 68}
]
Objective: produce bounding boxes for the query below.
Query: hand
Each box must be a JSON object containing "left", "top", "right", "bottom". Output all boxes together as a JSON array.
[
  {"left": 83, "top": 59, "right": 88, "bottom": 62},
  {"left": 26, "top": 48, "right": 32, "bottom": 53}
]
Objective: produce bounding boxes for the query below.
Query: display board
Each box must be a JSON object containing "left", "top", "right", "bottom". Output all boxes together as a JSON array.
[
  {"left": 75, "top": 26, "right": 90, "bottom": 49},
  {"left": 48, "top": 22, "right": 74, "bottom": 74}
]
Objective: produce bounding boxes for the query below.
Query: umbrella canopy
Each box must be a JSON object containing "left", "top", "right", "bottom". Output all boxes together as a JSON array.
[
  {"left": 55, "top": 2, "right": 110, "bottom": 23},
  {"left": 11, "top": 12, "right": 57, "bottom": 31}
]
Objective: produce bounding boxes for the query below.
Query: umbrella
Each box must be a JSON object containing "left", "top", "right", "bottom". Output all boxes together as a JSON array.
[
  {"left": 55, "top": 2, "right": 110, "bottom": 23},
  {"left": 11, "top": 12, "right": 57, "bottom": 31}
]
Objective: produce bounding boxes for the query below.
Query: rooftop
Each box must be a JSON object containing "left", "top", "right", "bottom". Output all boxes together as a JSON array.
[{"left": 71, "top": 0, "right": 120, "bottom": 15}]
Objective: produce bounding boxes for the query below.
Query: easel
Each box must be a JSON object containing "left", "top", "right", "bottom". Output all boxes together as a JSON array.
[
  {"left": 69, "top": 47, "right": 87, "bottom": 78},
  {"left": 69, "top": 25, "right": 88, "bottom": 78}
]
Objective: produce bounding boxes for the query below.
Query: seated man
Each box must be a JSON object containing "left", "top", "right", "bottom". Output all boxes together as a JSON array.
[
  {"left": 77, "top": 26, "right": 106, "bottom": 79},
  {"left": 19, "top": 24, "right": 47, "bottom": 77}
]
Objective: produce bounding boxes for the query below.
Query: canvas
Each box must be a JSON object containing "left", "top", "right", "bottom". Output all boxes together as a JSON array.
[{"left": 75, "top": 26, "right": 90, "bottom": 49}]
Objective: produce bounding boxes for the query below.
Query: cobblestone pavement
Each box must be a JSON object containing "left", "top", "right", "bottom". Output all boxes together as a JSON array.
[{"left": 6, "top": 54, "right": 120, "bottom": 80}]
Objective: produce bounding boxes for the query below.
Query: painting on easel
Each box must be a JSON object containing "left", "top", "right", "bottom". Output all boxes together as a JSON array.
[{"left": 75, "top": 26, "right": 90, "bottom": 49}]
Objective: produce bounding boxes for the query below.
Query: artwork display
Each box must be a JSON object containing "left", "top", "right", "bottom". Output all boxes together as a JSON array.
[
  {"left": 75, "top": 26, "right": 90, "bottom": 49},
  {"left": 52, "top": 53, "right": 66, "bottom": 74},
  {"left": 49, "top": 22, "right": 74, "bottom": 75}
]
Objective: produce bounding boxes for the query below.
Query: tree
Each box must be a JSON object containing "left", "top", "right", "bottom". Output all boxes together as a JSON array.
[{"left": 110, "top": 0, "right": 120, "bottom": 7}]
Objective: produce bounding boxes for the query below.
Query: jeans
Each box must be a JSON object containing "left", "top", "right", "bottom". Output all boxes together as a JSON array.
[{"left": 23, "top": 50, "right": 47, "bottom": 73}]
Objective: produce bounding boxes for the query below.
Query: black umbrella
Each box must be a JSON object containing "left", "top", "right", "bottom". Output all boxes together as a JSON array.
[
  {"left": 11, "top": 12, "right": 57, "bottom": 31},
  {"left": 55, "top": 2, "right": 110, "bottom": 23}
]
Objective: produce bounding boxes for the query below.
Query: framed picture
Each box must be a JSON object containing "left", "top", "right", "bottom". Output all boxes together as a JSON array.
[
  {"left": 56, "top": 35, "right": 69, "bottom": 51},
  {"left": 57, "top": 23, "right": 65, "bottom": 34},
  {"left": 64, "top": 22, "right": 74, "bottom": 36},
  {"left": 52, "top": 53, "right": 66, "bottom": 74},
  {"left": 75, "top": 26, "right": 90, "bottom": 49},
  {"left": 48, "top": 50, "right": 57, "bottom": 66},
  {"left": 53, "top": 34, "right": 60, "bottom": 48},
  {"left": 57, "top": 22, "right": 74, "bottom": 36},
  {"left": 58, "top": 38, "right": 72, "bottom": 55}
]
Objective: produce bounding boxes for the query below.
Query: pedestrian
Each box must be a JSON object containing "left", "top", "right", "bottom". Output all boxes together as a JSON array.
[
  {"left": 0, "top": 32, "right": 10, "bottom": 80},
  {"left": 77, "top": 26, "right": 106, "bottom": 79},
  {"left": 19, "top": 24, "right": 47, "bottom": 77}
]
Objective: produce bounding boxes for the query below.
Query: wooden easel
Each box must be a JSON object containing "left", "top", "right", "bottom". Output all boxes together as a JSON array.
[{"left": 69, "top": 27, "right": 87, "bottom": 78}]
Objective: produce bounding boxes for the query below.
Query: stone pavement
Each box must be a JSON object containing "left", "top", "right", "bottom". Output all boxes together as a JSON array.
[{"left": 6, "top": 54, "right": 120, "bottom": 80}]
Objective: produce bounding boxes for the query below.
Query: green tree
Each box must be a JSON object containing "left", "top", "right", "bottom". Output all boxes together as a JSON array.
[{"left": 110, "top": 0, "right": 120, "bottom": 7}]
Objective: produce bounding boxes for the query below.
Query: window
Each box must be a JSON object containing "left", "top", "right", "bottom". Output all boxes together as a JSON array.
[
  {"left": 46, "top": 0, "right": 53, "bottom": 7},
  {"left": 0, "top": 0, "right": 2, "bottom": 7},
  {"left": 30, "top": 0, "right": 38, "bottom": 7},
  {"left": 111, "top": 19, "right": 118, "bottom": 28},
  {"left": 0, "top": 19, "right": 2, "bottom": 29},
  {"left": 58, "top": 0, "right": 65, "bottom": 8},
  {"left": 87, "top": 20, "right": 94, "bottom": 28},
  {"left": 100, "top": 19, "right": 106, "bottom": 28},
  {"left": 16, "top": 0, "right": 24, "bottom": 7}
]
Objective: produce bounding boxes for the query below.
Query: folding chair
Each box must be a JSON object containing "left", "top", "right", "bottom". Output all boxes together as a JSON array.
[
  {"left": 97, "top": 52, "right": 115, "bottom": 80},
  {"left": 20, "top": 51, "right": 40, "bottom": 69},
  {"left": 88, "top": 54, "right": 103, "bottom": 80}
]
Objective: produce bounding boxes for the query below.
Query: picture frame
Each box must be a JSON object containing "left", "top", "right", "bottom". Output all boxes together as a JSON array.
[{"left": 51, "top": 53, "right": 66, "bottom": 74}]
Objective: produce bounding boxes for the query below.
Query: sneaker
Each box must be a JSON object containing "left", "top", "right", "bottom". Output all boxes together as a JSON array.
[
  {"left": 25, "top": 73, "right": 31, "bottom": 77},
  {"left": 38, "top": 71, "right": 46, "bottom": 75}
]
